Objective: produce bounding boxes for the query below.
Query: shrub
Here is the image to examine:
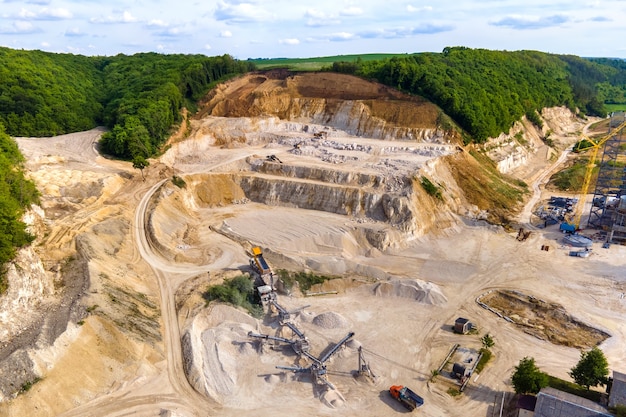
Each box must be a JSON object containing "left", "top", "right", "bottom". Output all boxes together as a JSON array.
[
  {"left": 612, "top": 404, "right": 626, "bottom": 417},
  {"left": 203, "top": 274, "right": 262, "bottom": 317},
  {"left": 172, "top": 175, "right": 186, "bottom": 188},
  {"left": 275, "top": 269, "right": 336, "bottom": 291},
  {"left": 573, "top": 139, "right": 595, "bottom": 152},
  {"left": 475, "top": 348, "right": 493, "bottom": 374},
  {"left": 546, "top": 374, "right": 602, "bottom": 402},
  {"left": 420, "top": 176, "right": 442, "bottom": 200}
]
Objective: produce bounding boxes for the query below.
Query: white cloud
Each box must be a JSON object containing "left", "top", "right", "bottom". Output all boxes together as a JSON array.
[
  {"left": 147, "top": 19, "right": 168, "bottom": 28},
  {"left": 340, "top": 6, "right": 363, "bottom": 16},
  {"left": 90, "top": 10, "right": 137, "bottom": 24},
  {"left": 305, "top": 8, "right": 326, "bottom": 19},
  {"left": 204, "top": 43, "right": 212, "bottom": 50},
  {"left": 279, "top": 38, "right": 300, "bottom": 45},
  {"left": 328, "top": 31, "right": 355, "bottom": 41},
  {"left": 214, "top": 1, "right": 274, "bottom": 23},
  {"left": 304, "top": 8, "right": 341, "bottom": 27},
  {"left": 155, "top": 25, "right": 190, "bottom": 38},
  {"left": 64, "top": 27, "right": 84, "bottom": 37},
  {"left": 220, "top": 30, "right": 232, "bottom": 37},
  {"left": 491, "top": 14, "right": 569, "bottom": 30},
  {"left": 406, "top": 5, "right": 433, "bottom": 13},
  {"left": 0, "top": 20, "right": 39, "bottom": 34},
  {"left": 18, "top": 7, "right": 72, "bottom": 20}
]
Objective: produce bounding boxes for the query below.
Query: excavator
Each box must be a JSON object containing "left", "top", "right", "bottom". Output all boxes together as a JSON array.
[{"left": 389, "top": 385, "right": 424, "bottom": 411}]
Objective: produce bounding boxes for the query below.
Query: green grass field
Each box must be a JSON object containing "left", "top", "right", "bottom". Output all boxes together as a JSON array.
[
  {"left": 605, "top": 103, "right": 626, "bottom": 113},
  {"left": 248, "top": 53, "right": 412, "bottom": 71}
]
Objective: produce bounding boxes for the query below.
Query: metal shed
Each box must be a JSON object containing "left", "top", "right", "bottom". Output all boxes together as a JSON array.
[
  {"left": 454, "top": 317, "right": 472, "bottom": 334},
  {"left": 534, "top": 387, "right": 612, "bottom": 417}
]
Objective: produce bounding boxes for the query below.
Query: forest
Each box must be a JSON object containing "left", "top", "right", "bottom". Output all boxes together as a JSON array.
[
  {"left": 329, "top": 47, "right": 625, "bottom": 143},
  {"left": 0, "top": 47, "right": 254, "bottom": 159}
]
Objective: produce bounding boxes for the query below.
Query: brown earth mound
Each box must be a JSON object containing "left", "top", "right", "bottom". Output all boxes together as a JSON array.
[
  {"left": 478, "top": 290, "right": 610, "bottom": 349},
  {"left": 196, "top": 71, "right": 443, "bottom": 132}
]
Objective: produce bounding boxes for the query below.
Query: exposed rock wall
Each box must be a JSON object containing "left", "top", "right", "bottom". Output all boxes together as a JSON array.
[
  {"left": 236, "top": 175, "right": 418, "bottom": 231},
  {"left": 483, "top": 107, "right": 585, "bottom": 174},
  {"left": 199, "top": 72, "right": 452, "bottom": 144}
]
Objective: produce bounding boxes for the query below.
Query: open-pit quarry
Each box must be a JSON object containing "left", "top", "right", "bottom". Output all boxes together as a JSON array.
[{"left": 1, "top": 71, "right": 626, "bottom": 417}]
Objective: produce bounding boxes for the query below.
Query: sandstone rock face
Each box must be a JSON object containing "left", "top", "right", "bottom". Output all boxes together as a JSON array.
[
  {"left": 198, "top": 71, "right": 451, "bottom": 144},
  {"left": 483, "top": 107, "right": 585, "bottom": 174}
]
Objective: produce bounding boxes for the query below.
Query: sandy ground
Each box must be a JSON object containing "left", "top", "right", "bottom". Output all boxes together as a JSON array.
[{"left": 1, "top": 108, "right": 625, "bottom": 417}]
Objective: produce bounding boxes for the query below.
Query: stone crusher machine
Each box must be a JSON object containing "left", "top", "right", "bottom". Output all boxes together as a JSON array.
[
  {"left": 276, "top": 331, "right": 356, "bottom": 390},
  {"left": 247, "top": 330, "right": 311, "bottom": 358},
  {"left": 389, "top": 385, "right": 424, "bottom": 411}
]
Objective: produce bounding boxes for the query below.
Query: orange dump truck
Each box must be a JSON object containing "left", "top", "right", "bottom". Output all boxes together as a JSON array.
[
  {"left": 389, "top": 385, "right": 424, "bottom": 411},
  {"left": 250, "top": 246, "right": 272, "bottom": 276}
]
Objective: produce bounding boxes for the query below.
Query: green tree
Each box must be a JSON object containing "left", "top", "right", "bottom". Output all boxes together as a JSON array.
[
  {"left": 569, "top": 347, "right": 609, "bottom": 390},
  {"left": 132, "top": 156, "right": 149, "bottom": 181},
  {"left": 481, "top": 333, "right": 495, "bottom": 349},
  {"left": 511, "top": 357, "right": 549, "bottom": 394}
]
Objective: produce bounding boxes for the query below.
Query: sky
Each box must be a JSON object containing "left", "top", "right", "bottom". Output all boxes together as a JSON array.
[{"left": 1, "top": 0, "right": 625, "bottom": 59}]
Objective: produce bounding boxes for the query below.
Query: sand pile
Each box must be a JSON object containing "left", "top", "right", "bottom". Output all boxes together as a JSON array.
[
  {"left": 321, "top": 389, "right": 346, "bottom": 408},
  {"left": 372, "top": 278, "right": 447, "bottom": 305},
  {"left": 312, "top": 311, "right": 350, "bottom": 329},
  {"left": 182, "top": 305, "right": 258, "bottom": 402}
]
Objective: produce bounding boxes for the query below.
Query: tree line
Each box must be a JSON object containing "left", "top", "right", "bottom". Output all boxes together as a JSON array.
[
  {"left": 0, "top": 127, "right": 39, "bottom": 292},
  {"left": 0, "top": 47, "right": 254, "bottom": 160},
  {"left": 327, "top": 47, "right": 626, "bottom": 143}
]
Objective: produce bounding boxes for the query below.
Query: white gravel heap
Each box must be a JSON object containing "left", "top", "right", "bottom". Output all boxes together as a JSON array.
[
  {"left": 312, "top": 311, "right": 350, "bottom": 329},
  {"left": 373, "top": 278, "right": 447, "bottom": 305}
]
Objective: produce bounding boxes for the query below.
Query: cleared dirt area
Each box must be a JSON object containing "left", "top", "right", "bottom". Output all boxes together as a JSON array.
[
  {"left": 1, "top": 72, "right": 625, "bottom": 417},
  {"left": 479, "top": 290, "right": 610, "bottom": 349}
]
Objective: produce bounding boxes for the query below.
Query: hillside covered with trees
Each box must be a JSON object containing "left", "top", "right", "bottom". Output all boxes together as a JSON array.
[
  {"left": 329, "top": 47, "right": 625, "bottom": 143},
  {"left": 0, "top": 47, "right": 254, "bottom": 159}
]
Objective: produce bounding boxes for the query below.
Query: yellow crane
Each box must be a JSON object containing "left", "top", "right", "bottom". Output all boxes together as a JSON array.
[{"left": 568, "top": 120, "right": 626, "bottom": 229}]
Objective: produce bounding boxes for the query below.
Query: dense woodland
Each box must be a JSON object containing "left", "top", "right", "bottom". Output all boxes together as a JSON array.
[
  {"left": 329, "top": 47, "right": 625, "bottom": 142},
  {"left": 1, "top": 46, "right": 626, "bottom": 292},
  {"left": 0, "top": 47, "right": 254, "bottom": 158}
]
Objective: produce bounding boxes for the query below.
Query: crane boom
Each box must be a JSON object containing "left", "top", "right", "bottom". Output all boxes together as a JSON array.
[{"left": 569, "top": 120, "right": 626, "bottom": 229}]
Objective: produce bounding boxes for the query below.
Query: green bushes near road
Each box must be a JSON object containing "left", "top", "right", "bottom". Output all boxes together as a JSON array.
[
  {"left": 275, "top": 269, "right": 336, "bottom": 292},
  {"left": 203, "top": 275, "right": 262, "bottom": 317}
]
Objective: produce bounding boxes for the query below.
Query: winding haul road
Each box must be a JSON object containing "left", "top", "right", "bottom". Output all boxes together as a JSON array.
[
  {"left": 59, "top": 182, "right": 217, "bottom": 416},
  {"left": 58, "top": 151, "right": 260, "bottom": 417}
]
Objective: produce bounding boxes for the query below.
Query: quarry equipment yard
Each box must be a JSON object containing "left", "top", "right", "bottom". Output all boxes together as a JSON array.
[{"left": 1, "top": 72, "right": 625, "bottom": 417}]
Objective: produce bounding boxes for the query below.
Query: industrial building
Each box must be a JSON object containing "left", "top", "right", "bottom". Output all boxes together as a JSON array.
[
  {"left": 533, "top": 387, "right": 612, "bottom": 417},
  {"left": 587, "top": 112, "right": 626, "bottom": 244},
  {"left": 609, "top": 370, "right": 626, "bottom": 409}
]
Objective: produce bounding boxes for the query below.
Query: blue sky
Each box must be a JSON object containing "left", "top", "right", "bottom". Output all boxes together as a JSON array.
[{"left": 1, "top": 0, "right": 625, "bottom": 59}]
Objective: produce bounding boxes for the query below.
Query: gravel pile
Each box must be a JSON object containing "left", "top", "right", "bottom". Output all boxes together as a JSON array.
[
  {"left": 312, "top": 311, "right": 349, "bottom": 329},
  {"left": 373, "top": 278, "right": 448, "bottom": 305}
]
